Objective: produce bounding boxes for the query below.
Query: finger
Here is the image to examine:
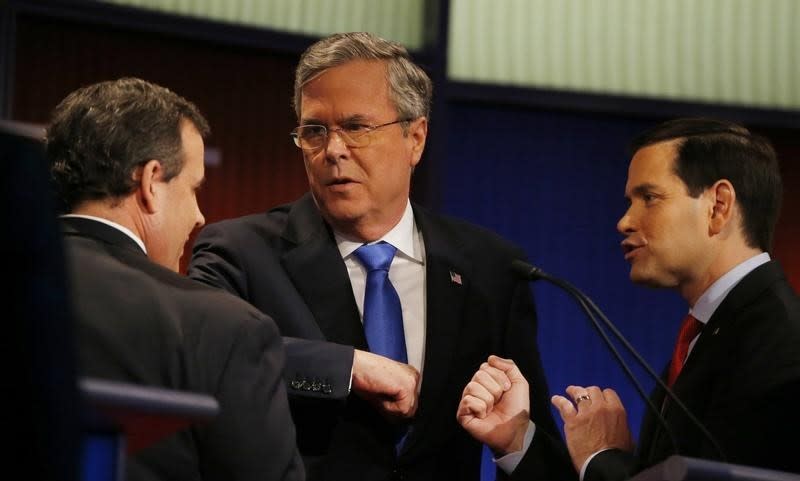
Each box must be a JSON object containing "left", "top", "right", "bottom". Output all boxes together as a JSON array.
[
  {"left": 457, "top": 394, "right": 489, "bottom": 419},
  {"left": 383, "top": 396, "right": 415, "bottom": 418},
  {"left": 476, "top": 365, "right": 511, "bottom": 393},
  {"left": 602, "top": 388, "right": 624, "bottom": 407},
  {"left": 565, "top": 385, "right": 589, "bottom": 402},
  {"left": 551, "top": 395, "right": 577, "bottom": 420},
  {"left": 565, "top": 385, "right": 592, "bottom": 409},
  {"left": 474, "top": 370, "right": 506, "bottom": 399},
  {"left": 463, "top": 381, "right": 497, "bottom": 412},
  {"left": 487, "top": 355, "right": 514, "bottom": 366},
  {"left": 487, "top": 356, "right": 526, "bottom": 385},
  {"left": 586, "top": 385, "right": 606, "bottom": 403}
]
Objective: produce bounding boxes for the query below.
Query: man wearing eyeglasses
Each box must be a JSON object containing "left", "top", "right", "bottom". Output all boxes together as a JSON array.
[{"left": 189, "top": 32, "right": 573, "bottom": 481}]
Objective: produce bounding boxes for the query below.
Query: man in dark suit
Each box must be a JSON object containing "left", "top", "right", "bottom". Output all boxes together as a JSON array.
[
  {"left": 458, "top": 118, "right": 800, "bottom": 479},
  {"left": 189, "top": 32, "right": 574, "bottom": 481},
  {"left": 47, "top": 78, "right": 304, "bottom": 481}
]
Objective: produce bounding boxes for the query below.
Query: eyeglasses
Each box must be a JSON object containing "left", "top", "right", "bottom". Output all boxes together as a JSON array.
[{"left": 290, "top": 118, "right": 412, "bottom": 151}]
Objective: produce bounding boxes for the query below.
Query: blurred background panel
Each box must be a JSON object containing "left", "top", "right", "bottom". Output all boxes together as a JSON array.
[{"left": 449, "top": 0, "right": 800, "bottom": 111}]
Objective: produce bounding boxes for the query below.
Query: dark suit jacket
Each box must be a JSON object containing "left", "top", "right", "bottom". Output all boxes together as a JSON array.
[
  {"left": 189, "top": 193, "right": 575, "bottom": 481},
  {"left": 584, "top": 260, "right": 800, "bottom": 481},
  {"left": 62, "top": 217, "right": 304, "bottom": 481}
]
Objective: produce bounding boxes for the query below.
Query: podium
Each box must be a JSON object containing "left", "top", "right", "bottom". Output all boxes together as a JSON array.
[
  {"left": 631, "top": 455, "right": 800, "bottom": 481},
  {"left": 81, "top": 378, "right": 219, "bottom": 481}
]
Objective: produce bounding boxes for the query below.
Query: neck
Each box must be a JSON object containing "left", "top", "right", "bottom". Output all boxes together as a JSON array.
[
  {"left": 321, "top": 199, "right": 409, "bottom": 243},
  {"left": 71, "top": 197, "right": 146, "bottom": 243},
  {"left": 329, "top": 217, "right": 399, "bottom": 243},
  {"left": 680, "top": 242, "right": 763, "bottom": 306}
]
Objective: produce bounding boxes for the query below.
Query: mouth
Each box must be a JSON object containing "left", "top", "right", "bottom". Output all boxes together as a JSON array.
[
  {"left": 328, "top": 178, "right": 354, "bottom": 185},
  {"left": 621, "top": 240, "right": 644, "bottom": 260},
  {"left": 325, "top": 177, "right": 359, "bottom": 190}
]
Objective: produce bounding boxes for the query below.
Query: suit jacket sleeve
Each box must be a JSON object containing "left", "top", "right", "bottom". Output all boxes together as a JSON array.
[
  {"left": 197, "top": 311, "right": 305, "bottom": 481},
  {"left": 189, "top": 221, "right": 352, "bottom": 401},
  {"left": 583, "top": 449, "right": 638, "bottom": 481}
]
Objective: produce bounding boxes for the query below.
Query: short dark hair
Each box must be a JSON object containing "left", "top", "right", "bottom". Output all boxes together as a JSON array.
[
  {"left": 46, "top": 77, "right": 210, "bottom": 212},
  {"left": 631, "top": 118, "right": 781, "bottom": 252}
]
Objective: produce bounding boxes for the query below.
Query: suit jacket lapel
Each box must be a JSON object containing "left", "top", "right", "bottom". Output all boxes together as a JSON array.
[
  {"left": 666, "top": 260, "right": 783, "bottom": 413},
  {"left": 640, "top": 260, "right": 783, "bottom": 462},
  {"left": 402, "top": 205, "right": 470, "bottom": 455},
  {"left": 280, "top": 194, "right": 367, "bottom": 348}
]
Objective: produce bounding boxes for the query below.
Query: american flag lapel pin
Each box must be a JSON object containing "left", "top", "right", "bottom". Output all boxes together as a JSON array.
[{"left": 449, "top": 270, "right": 462, "bottom": 285}]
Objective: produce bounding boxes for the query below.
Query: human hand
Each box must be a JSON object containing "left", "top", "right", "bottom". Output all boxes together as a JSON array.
[
  {"left": 352, "top": 349, "right": 420, "bottom": 419},
  {"left": 551, "top": 385, "right": 635, "bottom": 472},
  {"left": 456, "top": 355, "right": 530, "bottom": 455}
]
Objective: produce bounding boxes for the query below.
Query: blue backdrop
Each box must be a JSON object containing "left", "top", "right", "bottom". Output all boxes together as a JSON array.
[{"left": 435, "top": 104, "right": 687, "bottom": 479}]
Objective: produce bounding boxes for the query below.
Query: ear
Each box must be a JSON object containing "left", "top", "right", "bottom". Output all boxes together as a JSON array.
[
  {"left": 708, "top": 179, "right": 736, "bottom": 235},
  {"left": 136, "top": 159, "right": 164, "bottom": 215},
  {"left": 408, "top": 117, "right": 428, "bottom": 168}
]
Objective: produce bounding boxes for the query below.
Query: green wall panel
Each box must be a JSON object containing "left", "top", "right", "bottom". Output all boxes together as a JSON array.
[
  {"left": 449, "top": 0, "right": 800, "bottom": 110},
  {"left": 102, "top": 0, "right": 425, "bottom": 49}
]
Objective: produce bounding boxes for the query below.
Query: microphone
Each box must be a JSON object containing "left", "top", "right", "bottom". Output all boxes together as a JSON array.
[{"left": 511, "top": 259, "right": 726, "bottom": 462}]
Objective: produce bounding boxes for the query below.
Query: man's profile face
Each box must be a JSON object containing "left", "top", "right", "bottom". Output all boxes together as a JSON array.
[
  {"left": 298, "top": 59, "right": 426, "bottom": 240},
  {"left": 148, "top": 120, "right": 206, "bottom": 271},
  {"left": 617, "top": 140, "right": 713, "bottom": 291}
]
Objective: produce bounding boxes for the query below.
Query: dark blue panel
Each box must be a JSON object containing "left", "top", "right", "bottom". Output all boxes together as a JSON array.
[
  {"left": 81, "top": 434, "right": 122, "bottom": 481},
  {"left": 439, "top": 104, "right": 687, "bottom": 472}
]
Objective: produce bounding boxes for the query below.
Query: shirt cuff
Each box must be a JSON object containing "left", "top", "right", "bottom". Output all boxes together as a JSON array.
[
  {"left": 579, "top": 448, "right": 614, "bottom": 481},
  {"left": 348, "top": 363, "right": 353, "bottom": 392},
  {"left": 494, "top": 420, "right": 536, "bottom": 474}
]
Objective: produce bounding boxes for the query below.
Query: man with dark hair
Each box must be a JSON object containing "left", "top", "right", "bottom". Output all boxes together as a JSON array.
[
  {"left": 189, "top": 32, "right": 573, "bottom": 481},
  {"left": 458, "top": 118, "right": 800, "bottom": 479},
  {"left": 48, "top": 77, "right": 304, "bottom": 481}
]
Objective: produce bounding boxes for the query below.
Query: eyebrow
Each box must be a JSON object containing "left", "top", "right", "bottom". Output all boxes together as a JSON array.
[
  {"left": 626, "top": 183, "right": 659, "bottom": 199},
  {"left": 300, "top": 114, "right": 370, "bottom": 126}
]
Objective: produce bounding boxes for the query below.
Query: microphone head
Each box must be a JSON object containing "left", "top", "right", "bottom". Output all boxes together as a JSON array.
[{"left": 510, "top": 259, "right": 547, "bottom": 280}]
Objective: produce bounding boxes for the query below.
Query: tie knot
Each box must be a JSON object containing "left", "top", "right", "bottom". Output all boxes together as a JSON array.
[{"left": 354, "top": 242, "right": 397, "bottom": 272}]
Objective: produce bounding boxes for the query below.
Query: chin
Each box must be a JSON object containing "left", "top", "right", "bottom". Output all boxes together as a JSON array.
[
  {"left": 630, "top": 269, "right": 674, "bottom": 289},
  {"left": 322, "top": 201, "right": 366, "bottom": 224}
]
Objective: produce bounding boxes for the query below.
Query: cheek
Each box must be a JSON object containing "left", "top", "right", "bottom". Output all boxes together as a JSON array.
[
  {"left": 649, "top": 210, "right": 701, "bottom": 258},
  {"left": 303, "top": 160, "right": 324, "bottom": 185}
]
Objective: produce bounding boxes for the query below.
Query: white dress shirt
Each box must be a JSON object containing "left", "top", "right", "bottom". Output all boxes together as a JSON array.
[
  {"left": 61, "top": 214, "right": 147, "bottom": 254},
  {"left": 335, "top": 201, "right": 427, "bottom": 385}
]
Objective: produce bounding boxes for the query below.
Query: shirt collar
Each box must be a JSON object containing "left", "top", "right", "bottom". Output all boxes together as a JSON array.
[
  {"left": 61, "top": 214, "right": 147, "bottom": 254},
  {"left": 335, "top": 201, "right": 423, "bottom": 263},
  {"left": 690, "top": 252, "right": 771, "bottom": 324}
]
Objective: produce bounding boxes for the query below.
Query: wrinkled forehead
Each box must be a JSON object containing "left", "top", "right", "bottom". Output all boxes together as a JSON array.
[{"left": 299, "top": 60, "right": 393, "bottom": 122}]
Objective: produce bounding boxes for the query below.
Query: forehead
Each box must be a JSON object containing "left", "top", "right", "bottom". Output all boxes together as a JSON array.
[
  {"left": 626, "top": 140, "right": 683, "bottom": 191},
  {"left": 299, "top": 59, "right": 395, "bottom": 121},
  {"left": 179, "top": 121, "right": 205, "bottom": 179}
]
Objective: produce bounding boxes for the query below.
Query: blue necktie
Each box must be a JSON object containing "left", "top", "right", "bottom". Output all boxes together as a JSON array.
[{"left": 354, "top": 242, "right": 407, "bottom": 363}]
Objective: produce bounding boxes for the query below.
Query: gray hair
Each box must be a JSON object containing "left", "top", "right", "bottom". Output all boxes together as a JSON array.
[{"left": 293, "top": 32, "right": 432, "bottom": 124}]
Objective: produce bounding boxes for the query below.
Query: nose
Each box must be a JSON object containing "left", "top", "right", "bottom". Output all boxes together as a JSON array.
[
  {"left": 324, "top": 129, "right": 350, "bottom": 162},
  {"left": 617, "top": 206, "right": 634, "bottom": 235}
]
